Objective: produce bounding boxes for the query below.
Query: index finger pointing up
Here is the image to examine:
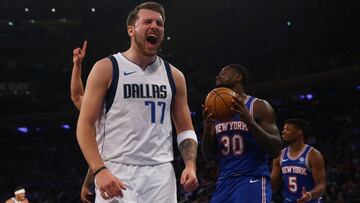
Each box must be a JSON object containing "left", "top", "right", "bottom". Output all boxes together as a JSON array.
[{"left": 81, "top": 40, "right": 88, "bottom": 54}]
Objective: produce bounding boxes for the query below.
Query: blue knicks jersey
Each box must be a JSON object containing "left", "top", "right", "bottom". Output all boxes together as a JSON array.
[
  {"left": 281, "top": 145, "right": 322, "bottom": 202},
  {"left": 215, "top": 95, "right": 270, "bottom": 179}
]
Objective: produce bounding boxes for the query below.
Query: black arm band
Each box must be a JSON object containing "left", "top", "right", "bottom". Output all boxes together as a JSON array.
[{"left": 93, "top": 166, "right": 107, "bottom": 177}]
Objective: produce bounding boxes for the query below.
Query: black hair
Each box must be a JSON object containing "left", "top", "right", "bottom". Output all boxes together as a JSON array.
[
  {"left": 285, "top": 118, "right": 311, "bottom": 138},
  {"left": 14, "top": 186, "right": 25, "bottom": 193},
  {"left": 227, "top": 64, "right": 249, "bottom": 87}
]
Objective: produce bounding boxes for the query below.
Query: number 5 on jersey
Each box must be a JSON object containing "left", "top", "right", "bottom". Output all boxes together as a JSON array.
[
  {"left": 288, "top": 176, "right": 298, "bottom": 193},
  {"left": 145, "top": 101, "right": 166, "bottom": 124}
]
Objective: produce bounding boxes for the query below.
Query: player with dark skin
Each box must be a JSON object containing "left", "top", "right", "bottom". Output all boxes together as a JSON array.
[
  {"left": 202, "top": 65, "right": 281, "bottom": 160},
  {"left": 201, "top": 64, "right": 281, "bottom": 203},
  {"left": 271, "top": 119, "right": 326, "bottom": 203}
]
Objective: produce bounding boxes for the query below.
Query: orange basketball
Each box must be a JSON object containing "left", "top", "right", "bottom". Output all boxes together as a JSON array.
[{"left": 204, "top": 87, "right": 237, "bottom": 121}]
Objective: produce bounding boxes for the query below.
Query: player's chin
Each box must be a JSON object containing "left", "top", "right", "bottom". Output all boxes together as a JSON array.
[
  {"left": 215, "top": 80, "right": 228, "bottom": 87},
  {"left": 144, "top": 46, "right": 159, "bottom": 56},
  {"left": 143, "top": 49, "right": 157, "bottom": 57},
  {"left": 215, "top": 82, "right": 224, "bottom": 87}
]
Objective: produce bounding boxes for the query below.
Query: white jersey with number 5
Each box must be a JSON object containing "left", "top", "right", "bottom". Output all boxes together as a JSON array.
[{"left": 95, "top": 53, "right": 176, "bottom": 165}]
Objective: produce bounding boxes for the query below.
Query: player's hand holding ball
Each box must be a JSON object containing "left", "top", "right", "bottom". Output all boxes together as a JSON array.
[{"left": 204, "top": 87, "right": 237, "bottom": 121}]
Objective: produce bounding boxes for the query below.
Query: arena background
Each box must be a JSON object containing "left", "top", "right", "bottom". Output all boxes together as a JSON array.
[{"left": 0, "top": 0, "right": 359, "bottom": 202}]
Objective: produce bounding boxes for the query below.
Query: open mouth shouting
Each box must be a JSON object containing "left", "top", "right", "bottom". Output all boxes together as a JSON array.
[
  {"left": 146, "top": 34, "right": 158, "bottom": 45},
  {"left": 145, "top": 32, "right": 162, "bottom": 50}
]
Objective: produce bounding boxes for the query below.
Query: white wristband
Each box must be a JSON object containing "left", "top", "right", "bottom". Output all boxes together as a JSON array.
[{"left": 177, "top": 130, "right": 198, "bottom": 146}]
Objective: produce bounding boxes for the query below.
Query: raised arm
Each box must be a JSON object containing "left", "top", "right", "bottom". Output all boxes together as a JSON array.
[
  {"left": 170, "top": 65, "right": 198, "bottom": 192},
  {"left": 76, "top": 58, "right": 125, "bottom": 199},
  {"left": 271, "top": 155, "right": 282, "bottom": 193},
  {"left": 232, "top": 97, "right": 281, "bottom": 157},
  {"left": 71, "top": 41, "right": 87, "bottom": 110}
]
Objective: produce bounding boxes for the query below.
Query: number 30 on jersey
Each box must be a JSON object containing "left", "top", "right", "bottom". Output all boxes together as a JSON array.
[{"left": 221, "top": 134, "right": 244, "bottom": 156}]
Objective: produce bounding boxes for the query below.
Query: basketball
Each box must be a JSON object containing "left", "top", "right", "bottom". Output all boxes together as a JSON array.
[{"left": 204, "top": 87, "right": 237, "bottom": 121}]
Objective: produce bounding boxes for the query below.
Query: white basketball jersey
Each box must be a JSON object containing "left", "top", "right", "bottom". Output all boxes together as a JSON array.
[
  {"left": 96, "top": 53, "right": 176, "bottom": 165},
  {"left": 11, "top": 198, "right": 22, "bottom": 203}
]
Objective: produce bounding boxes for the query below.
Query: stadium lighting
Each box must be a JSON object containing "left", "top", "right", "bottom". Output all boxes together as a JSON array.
[
  {"left": 61, "top": 124, "right": 70, "bottom": 130},
  {"left": 17, "top": 127, "right": 28, "bottom": 134},
  {"left": 306, "top": 93, "right": 314, "bottom": 100}
]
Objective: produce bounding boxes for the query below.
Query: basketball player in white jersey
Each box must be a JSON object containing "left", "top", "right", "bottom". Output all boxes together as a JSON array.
[
  {"left": 6, "top": 187, "right": 29, "bottom": 203},
  {"left": 72, "top": 40, "right": 95, "bottom": 203},
  {"left": 76, "top": 2, "right": 198, "bottom": 202}
]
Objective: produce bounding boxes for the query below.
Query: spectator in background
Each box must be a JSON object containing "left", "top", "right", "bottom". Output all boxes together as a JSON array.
[{"left": 6, "top": 186, "right": 30, "bottom": 203}]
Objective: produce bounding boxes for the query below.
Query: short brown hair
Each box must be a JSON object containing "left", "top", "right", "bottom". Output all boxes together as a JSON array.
[{"left": 126, "top": 2, "right": 165, "bottom": 26}]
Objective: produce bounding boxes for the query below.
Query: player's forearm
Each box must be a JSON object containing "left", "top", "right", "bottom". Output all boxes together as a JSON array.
[
  {"left": 270, "top": 179, "right": 280, "bottom": 193},
  {"left": 201, "top": 124, "right": 217, "bottom": 161},
  {"left": 77, "top": 123, "right": 105, "bottom": 172},
  {"left": 70, "top": 64, "right": 84, "bottom": 103},
  {"left": 308, "top": 183, "right": 326, "bottom": 200},
  {"left": 179, "top": 139, "right": 197, "bottom": 169},
  {"left": 247, "top": 120, "right": 281, "bottom": 157}
]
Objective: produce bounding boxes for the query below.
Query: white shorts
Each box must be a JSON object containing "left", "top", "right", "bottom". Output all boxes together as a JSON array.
[{"left": 95, "top": 161, "right": 177, "bottom": 203}]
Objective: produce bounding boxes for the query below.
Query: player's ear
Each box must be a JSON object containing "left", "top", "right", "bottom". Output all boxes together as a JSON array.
[
  {"left": 235, "top": 73, "right": 242, "bottom": 83},
  {"left": 127, "top": 25, "right": 134, "bottom": 37},
  {"left": 297, "top": 129, "right": 303, "bottom": 136}
]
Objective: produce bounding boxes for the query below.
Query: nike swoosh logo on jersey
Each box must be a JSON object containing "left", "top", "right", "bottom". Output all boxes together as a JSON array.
[
  {"left": 282, "top": 159, "right": 289, "bottom": 162},
  {"left": 250, "top": 179, "right": 260, "bottom": 183},
  {"left": 124, "top": 71, "right": 136, "bottom": 75}
]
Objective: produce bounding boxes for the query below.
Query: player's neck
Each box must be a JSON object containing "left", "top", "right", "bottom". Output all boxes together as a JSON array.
[
  {"left": 289, "top": 141, "right": 305, "bottom": 154},
  {"left": 233, "top": 86, "right": 245, "bottom": 96},
  {"left": 123, "top": 49, "right": 156, "bottom": 69}
]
